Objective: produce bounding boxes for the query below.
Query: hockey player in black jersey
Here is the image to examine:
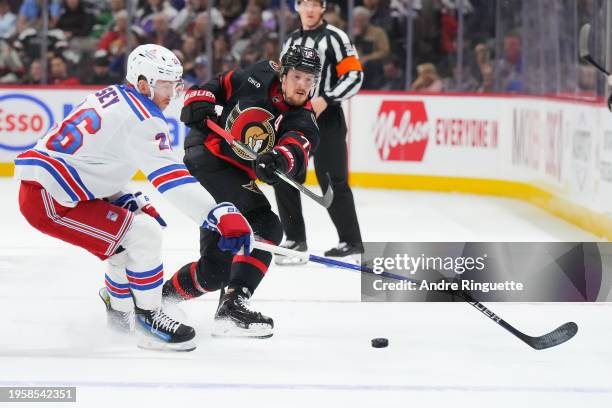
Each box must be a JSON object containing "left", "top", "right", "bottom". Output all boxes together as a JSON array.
[{"left": 162, "top": 45, "right": 322, "bottom": 338}]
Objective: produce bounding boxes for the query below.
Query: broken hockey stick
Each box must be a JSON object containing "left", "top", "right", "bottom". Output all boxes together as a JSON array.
[
  {"left": 579, "top": 23, "right": 609, "bottom": 75},
  {"left": 254, "top": 241, "right": 579, "bottom": 350},
  {"left": 206, "top": 118, "right": 334, "bottom": 208}
]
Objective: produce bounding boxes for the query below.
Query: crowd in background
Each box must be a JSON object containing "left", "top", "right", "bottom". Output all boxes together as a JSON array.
[{"left": 0, "top": 0, "right": 600, "bottom": 94}]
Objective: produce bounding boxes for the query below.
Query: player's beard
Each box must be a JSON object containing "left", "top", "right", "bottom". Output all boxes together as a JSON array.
[{"left": 285, "top": 92, "right": 308, "bottom": 107}]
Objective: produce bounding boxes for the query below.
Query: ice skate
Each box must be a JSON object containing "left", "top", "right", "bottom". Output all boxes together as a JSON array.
[
  {"left": 324, "top": 242, "right": 364, "bottom": 264},
  {"left": 274, "top": 240, "right": 308, "bottom": 266},
  {"left": 135, "top": 306, "right": 197, "bottom": 352},
  {"left": 98, "top": 288, "right": 134, "bottom": 333},
  {"left": 212, "top": 286, "right": 273, "bottom": 338}
]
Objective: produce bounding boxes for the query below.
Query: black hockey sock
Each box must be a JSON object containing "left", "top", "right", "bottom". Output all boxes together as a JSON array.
[
  {"left": 162, "top": 262, "right": 208, "bottom": 301},
  {"left": 228, "top": 249, "right": 272, "bottom": 294}
]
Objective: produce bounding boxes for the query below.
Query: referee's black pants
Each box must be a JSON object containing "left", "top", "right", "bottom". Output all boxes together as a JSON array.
[{"left": 273, "top": 105, "right": 362, "bottom": 246}]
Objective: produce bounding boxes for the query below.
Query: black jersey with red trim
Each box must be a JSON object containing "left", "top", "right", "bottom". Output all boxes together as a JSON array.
[{"left": 184, "top": 60, "right": 320, "bottom": 180}]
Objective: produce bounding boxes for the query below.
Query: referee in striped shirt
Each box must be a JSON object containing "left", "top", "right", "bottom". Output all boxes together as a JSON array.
[{"left": 274, "top": 0, "right": 364, "bottom": 263}]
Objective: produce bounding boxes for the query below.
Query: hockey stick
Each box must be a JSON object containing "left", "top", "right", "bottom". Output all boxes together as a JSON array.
[
  {"left": 254, "top": 241, "right": 579, "bottom": 350},
  {"left": 206, "top": 118, "right": 334, "bottom": 208},
  {"left": 579, "top": 23, "right": 610, "bottom": 75}
]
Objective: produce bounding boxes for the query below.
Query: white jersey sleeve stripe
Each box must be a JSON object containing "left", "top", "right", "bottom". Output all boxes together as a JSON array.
[{"left": 147, "top": 163, "right": 198, "bottom": 193}]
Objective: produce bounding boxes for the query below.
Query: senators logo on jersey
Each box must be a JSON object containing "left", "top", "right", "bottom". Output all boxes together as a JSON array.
[{"left": 225, "top": 104, "right": 276, "bottom": 160}]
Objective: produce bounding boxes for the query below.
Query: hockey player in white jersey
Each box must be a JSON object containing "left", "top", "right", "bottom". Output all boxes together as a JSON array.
[{"left": 13, "top": 44, "right": 254, "bottom": 352}]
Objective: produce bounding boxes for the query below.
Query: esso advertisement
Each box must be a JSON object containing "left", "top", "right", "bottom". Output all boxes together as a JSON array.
[
  {"left": 374, "top": 100, "right": 430, "bottom": 162},
  {"left": 0, "top": 94, "right": 55, "bottom": 151}
]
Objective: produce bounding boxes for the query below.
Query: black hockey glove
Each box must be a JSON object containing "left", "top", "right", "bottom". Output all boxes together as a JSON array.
[
  {"left": 255, "top": 147, "right": 292, "bottom": 185},
  {"left": 608, "top": 93, "right": 612, "bottom": 112},
  {"left": 180, "top": 87, "right": 217, "bottom": 131}
]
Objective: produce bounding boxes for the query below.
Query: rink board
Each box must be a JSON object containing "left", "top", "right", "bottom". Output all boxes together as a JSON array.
[{"left": 0, "top": 87, "right": 609, "bottom": 237}]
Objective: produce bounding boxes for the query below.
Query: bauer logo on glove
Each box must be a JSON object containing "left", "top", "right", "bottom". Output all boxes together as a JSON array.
[{"left": 202, "top": 202, "right": 254, "bottom": 255}]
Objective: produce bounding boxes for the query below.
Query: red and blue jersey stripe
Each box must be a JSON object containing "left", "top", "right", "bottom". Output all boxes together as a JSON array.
[
  {"left": 105, "top": 275, "right": 132, "bottom": 299},
  {"left": 147, "top": 164, "right": 197, "bottom": 193},
  {"left": 126, "top": 264, "right": 164, "bottom": 291},
  {"left": 14, "top": 149, "right": 94, "bottom": 202}
]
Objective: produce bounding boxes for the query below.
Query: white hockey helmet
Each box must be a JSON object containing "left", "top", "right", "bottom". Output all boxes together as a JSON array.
[{"left": 126, "top": 44, "right": 184, "bottom": 99}]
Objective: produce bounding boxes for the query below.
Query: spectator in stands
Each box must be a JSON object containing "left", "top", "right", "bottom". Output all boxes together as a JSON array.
[
  {"left": 443, "top": 64, "right": 478, "bottom": 92},
  {"left": 83, "top": 49, "right": 121, "bottom": 85},
  {"left": 239, "top": 45, "right": 261, "bottom": 68},
  {"left": 17, "top": 0, "right": 62, "bottom": 33},
  {"left": 323, "top": 3, "right": 345, "bottom": 31},
  {"left": 137, "top": 0, "right": 178, "bottom": 33},
  {"left": 411, "top": 62, "right": 443, "bottom": 92},
  {"left": 217, "top": 0, "right": 246, "bottom": 26},
  {"left": 23, "top": 58, "right": 42, "bottom": 84},
  {"left": 90, "top": 0, "right": 125, "bottom": 38},
  {"left": 180, "top": 35, "right": 201, "bottom": 76},
  {"left": 212, "top": 32, "right": 230, "bottom": 74},
  {"left": 0, "top": 38, "right": 23, "bottom": 83},
  {"left": 56, "top": 0, "right": 95, "bottom": 39},
  {"left": 107, "top": 26, "right": 145, "bottom": 77},
  {"left": 363, "top": 0, "right": 392, "bottom": 34},
  {"left": 228, "top": 0, "right": 276, "bottom": 33},
  {"left": 577, "top": 64, "right": 597, "bottom": 94},
  {"left": 14, "top": 27, "right": 67, "bottom": 63},
  {"left": 49, "top": 54, "right": 80, "bottom": 85},
  {"left": 495, "top": 31, "right": 522, "bottom": 92},
  {"left": 189, "top": 12, "right": 210, "bottom": 42},
  {"left": 0, "top": 0, "right": 16, "bottom": 39},
  {"left": 380, "top": 57, "right": 404, "bottom": 91},
  {"left": 352, "top": 6, "right": 390, "bottom": 89},
  {"left": 184, "top": 54, "right": 208, "bottom": 87},
  {"left": 476, "top": 63, "right": 494, "bottom": 93},
  {"left": 262, "top": 32, "right": 279, "bottom": 62},
  {"left": 171, "top": 0, "right": 225, "bottom": 33},
  {"left": 98, "top": 10, "right": 128, "bottom": 56},
  {"left": 230, "top": 4, "right": 269, "bottom": 58},
  {"left": 146, "top": 13, "right": 182, "bottom": 50},
  {"left": 220, "top": 53, "right": 238, "bottom": 72}
]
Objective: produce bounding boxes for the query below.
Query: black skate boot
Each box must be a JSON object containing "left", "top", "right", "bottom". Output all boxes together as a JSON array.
[
  {"left": 324, "top": 242, "right": 364, "bottom": 261},
  {"left": 212, "top": 286, "right": 274, "bottom": 338},
  {"left": 274, "top": 240, "right": 308, "bottom": 266},
  {"left": 98, "top": 288, "right": 134, "bottom": 333},
  {"left": 135, "top": 306, "right": 196, "bottom": 352}
]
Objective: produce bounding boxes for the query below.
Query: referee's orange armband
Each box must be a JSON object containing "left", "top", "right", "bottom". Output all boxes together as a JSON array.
[{"left": 336, "top": 56, "right": 363, "bottom": 77}]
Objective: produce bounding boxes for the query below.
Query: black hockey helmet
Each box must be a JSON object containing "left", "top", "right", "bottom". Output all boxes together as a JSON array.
[{"left": 280, "top": 45, "right": 322, "bottom": 81}]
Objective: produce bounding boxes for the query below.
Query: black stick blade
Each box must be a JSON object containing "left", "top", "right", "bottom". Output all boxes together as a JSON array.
[
  {"left": 524, "top": 322, "right": 578, "bottom": 350},
  {"left": 579, "top": 23, "right": 591, "bottom": 59},
  {"left": 321, "top": 173, "right": 334, "bottom": 207}
]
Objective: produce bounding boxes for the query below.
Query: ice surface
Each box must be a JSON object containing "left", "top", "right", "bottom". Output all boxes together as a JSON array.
[{"left": 0, "top": 178, "right": 610, "bottom": 407}]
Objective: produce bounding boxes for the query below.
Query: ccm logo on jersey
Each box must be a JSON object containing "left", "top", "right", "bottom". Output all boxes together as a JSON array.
[
  {"left": 184, "top": 89, "right": 216, "bottom": 105},
  {"left": 248, "top": 77, "right": 261, "bottom": 88}
]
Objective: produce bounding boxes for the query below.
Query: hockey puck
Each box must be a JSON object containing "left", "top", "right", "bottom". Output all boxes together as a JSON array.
[{"left": 371, "top": 338, "right": 389, "bottom": 348}]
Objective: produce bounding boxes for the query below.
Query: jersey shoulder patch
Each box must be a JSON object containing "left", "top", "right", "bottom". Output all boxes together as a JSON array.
[{"left": 269, "top": 60, "right": 281, "bottom": 72}]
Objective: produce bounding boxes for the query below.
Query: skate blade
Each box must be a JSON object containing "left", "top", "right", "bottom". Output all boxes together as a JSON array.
[
  {"left": 137, "top": 336, "right": 197, "bottom": 352},
  {"left": 274, "top": 255, "right": 308, "bottom": 266},
  {"left": 211, "top": 319, "right": 273, "bottom": 339}
]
